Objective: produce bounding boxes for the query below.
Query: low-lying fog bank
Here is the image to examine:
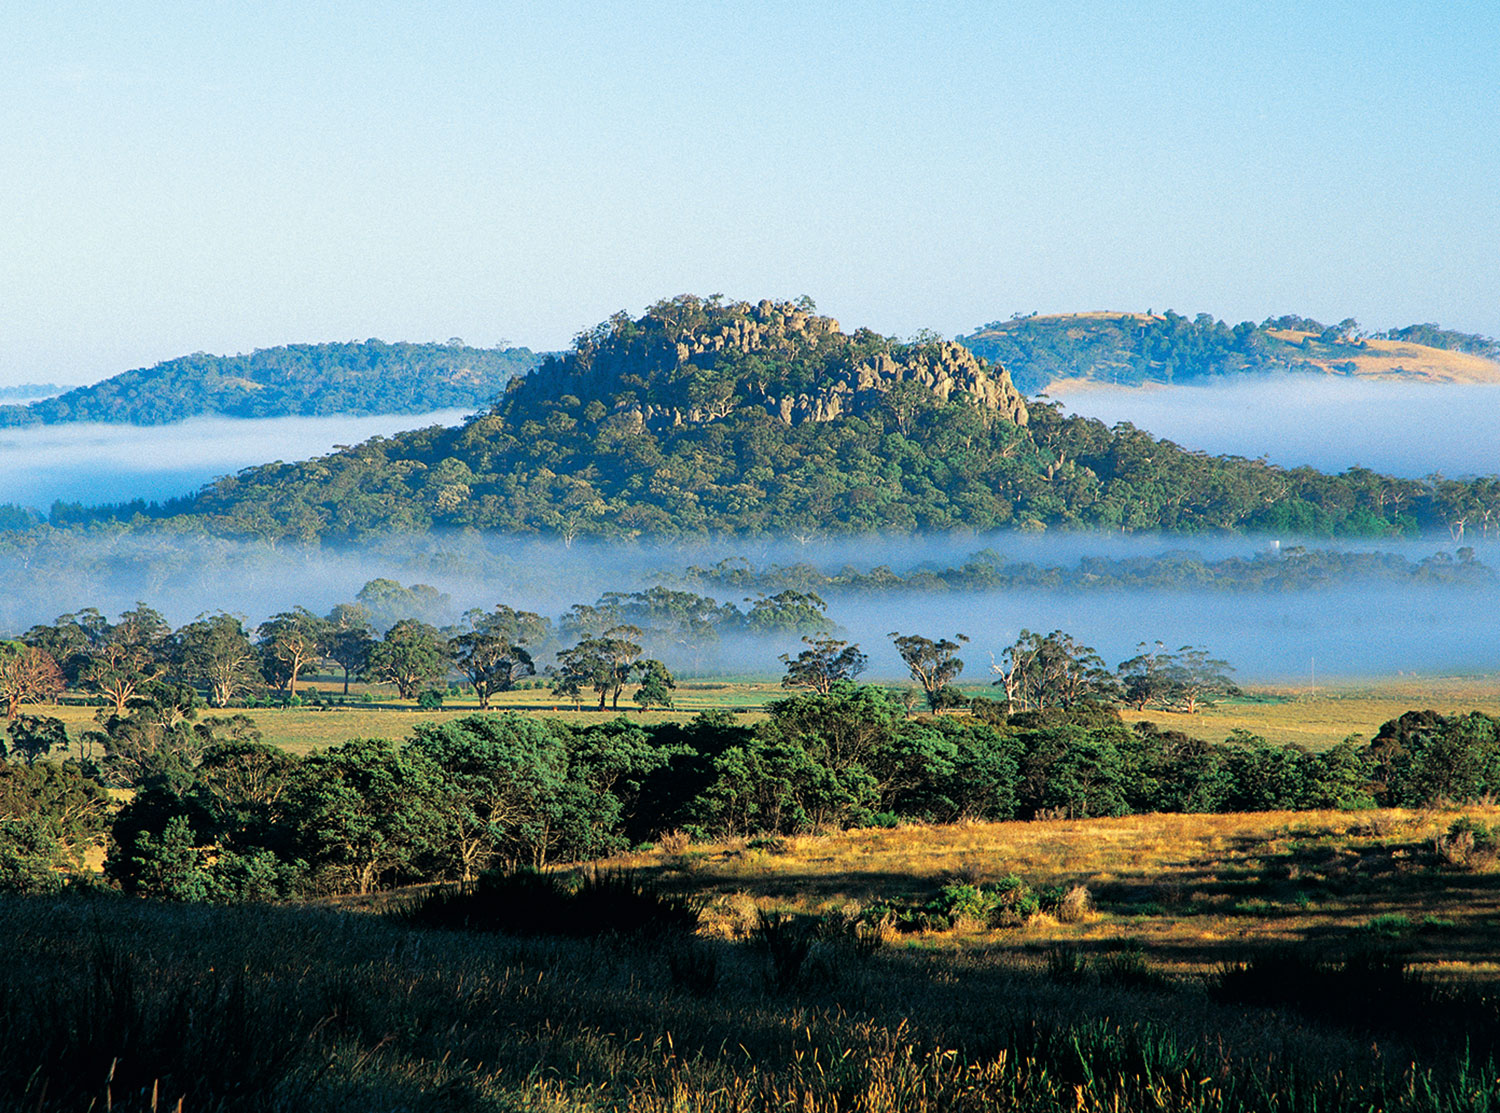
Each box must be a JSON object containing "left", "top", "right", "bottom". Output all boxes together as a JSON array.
[
  {"left": 2, "top": 529, "right": 1497, "bottom": 683},
  {"left": 1055, "top": 376, "right": 1500, "bottom": 478},
  {"left": 0, "top": 410, "right": 474, "bottom": 510}
]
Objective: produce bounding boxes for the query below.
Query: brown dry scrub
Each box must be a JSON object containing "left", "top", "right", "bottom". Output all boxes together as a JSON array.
[{"left": 612, "top": 808, "right": 1500, "bottom": 981}]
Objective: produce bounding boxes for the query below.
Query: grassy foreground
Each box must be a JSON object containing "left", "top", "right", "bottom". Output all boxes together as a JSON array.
[{"left": 9, "top": 807, "right": 1500, "bottom": 1111}]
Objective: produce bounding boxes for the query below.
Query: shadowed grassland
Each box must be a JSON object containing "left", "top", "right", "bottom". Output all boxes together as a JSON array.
[
  {"left": 6, "top": 862, "right": 1500, "bottom": 1113},
  {"left": 606, "top": 808, "right": 1500, "bottom": 981}
]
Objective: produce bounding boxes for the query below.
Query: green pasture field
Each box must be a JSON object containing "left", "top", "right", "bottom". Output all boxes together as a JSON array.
[{"left": 35, "top": 671, "right": 1500, "bottom": 757}]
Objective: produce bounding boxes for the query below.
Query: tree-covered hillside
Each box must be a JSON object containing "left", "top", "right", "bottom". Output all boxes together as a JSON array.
[
  {"left": 958, "top": 312, "right": 1500, "bottom": 393},
  {"left": 49, "top": 295, "right": 1490, "bottom": 544},
  {"left": 0, "top": 340, "right": 543, "bottom": 427}
]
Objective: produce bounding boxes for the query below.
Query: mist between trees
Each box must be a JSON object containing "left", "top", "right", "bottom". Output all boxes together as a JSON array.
[{"left": 2, "top": 528, "right": 1499, "bottom": 680}]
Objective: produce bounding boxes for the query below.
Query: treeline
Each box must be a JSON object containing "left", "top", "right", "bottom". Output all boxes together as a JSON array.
[
  {"left": 0, "top": 339, "right": 543, "bottom": 428},
  {"left": 8, "top": 688, "right": 1500, "bottom": 900},
  {"left": 673, "top": 543, "right": 1497, "bottom": 596},
  {"left": 2, "top": 583, "right": 857, "bottom": 718},
  {"left": 958, "top": 310, "right": 1500, "bottom": 392}
]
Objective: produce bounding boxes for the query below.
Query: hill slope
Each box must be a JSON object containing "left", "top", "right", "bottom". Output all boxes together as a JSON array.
[
  {"left": 64, "top": 294, "right": 1491, "bottom": 543},
  {"left": 958, "top": 311, "right": 1500, "bottom": 393},
  {"left": 0, "top": 340, "right": 544, "bottom": 427}
]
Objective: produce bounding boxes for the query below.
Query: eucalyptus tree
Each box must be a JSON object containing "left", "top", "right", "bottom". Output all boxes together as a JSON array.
[
  {"left": 323, "top": 603, "right": 375, "bottom": 696},
  {"left": 779, "top": 635, "right": 867, "bottom": 695},
  {"left": 451, "top": 605, "right": 547, "bottom": 710},
  {"left": 553, "top": 625, "right": 644, "bottom": 712},
  {"left": 257, "top": 607, "right": 329, "bottom": 698},
  {"left": 365, "top": 619, "right": 451, "bottom": 701},
  {"left": 890, "top": 631, "right": 968, "bottom": 711},
  {"left": 176, "top": 613, "right": 261, "bottom": 708}
]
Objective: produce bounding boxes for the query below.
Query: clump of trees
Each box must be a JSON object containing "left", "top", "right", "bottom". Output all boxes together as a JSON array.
[{"left": 7, "top": 662, "right": 1500, "bottom": 900}]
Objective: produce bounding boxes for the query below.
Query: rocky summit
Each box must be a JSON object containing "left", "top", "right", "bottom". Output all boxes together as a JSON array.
[{"left": 507, "top": 295, "right": 1028, "bottom": 429}]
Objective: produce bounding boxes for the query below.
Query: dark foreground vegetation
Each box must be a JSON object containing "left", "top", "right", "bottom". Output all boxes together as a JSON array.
[
  {"left": 9, "top": 672, "right": 1500, "bottom": 904},
  {"left": 4, "top": 860, "right": 1500, "bottom": 1112}
]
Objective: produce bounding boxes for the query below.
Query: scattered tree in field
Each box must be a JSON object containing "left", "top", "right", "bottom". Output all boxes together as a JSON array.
[
  {"left": 553, "top": 626, "right": 644, "bottom": 712},
  {"left": 82, "top": 642, "right": 165, "bottom": 715},
  {"left": 257, "top": 607, "right": 329, "bottom": 698},
  {"left": 451, "top": 605, "right": 545, "bottom": 710},
  {"left": 0, "top": 642, "right": 65, "bottom": 720},
  {"left": 1163, "top": 646, "right": 1237, "bottom": 713},
  {"left": 632, "top": 659, "right": 676, "bottom": 711},
  {"left": 177, "top": 613, "right": 261, "bottom": 708},
  {"left": 323, "top": 603, "right": 375, "bottom": 695},
  {"left": 991, "top": 629, "right": 1118, "bottom": 712},
  {"left": 890, "top": 631, "right": 968, "bottom": 711},
  {"left": 1116, "top": 641, "right": 1174, "bottom": 711},
  {"left": 365, "top": 619, "right": 451, "bottom": 701},
  {"left": 779, "top": 635, "right": 868, "bottom": 695}
]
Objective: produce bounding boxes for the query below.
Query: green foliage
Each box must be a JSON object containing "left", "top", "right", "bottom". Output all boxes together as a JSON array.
[
  {"left": 632, "top": 658, "right": 675, "bottom": 710},
  {"left": 286, "top": 737, "right": 446, "bottom": 893},
  {"left": 4, "top": 713, "right": 68, "bottom": 765},
  {"left": 0, "top": 338, "right": 542, "bottom": 428},
  {"left": 1368, "top": 710, "right": 1500, "bottom": 806},
  {"left": 957, "top": 309, "right": 1384, "bottom": 393},
  {"left": 890, "top": 632, "right": 968, "bottom": 711},
  {"left": 365, "top": 618, "right": 450, "bottom": 700},
  {"left": 31, "top": 297, "right": 1487, "bottom": 543}
]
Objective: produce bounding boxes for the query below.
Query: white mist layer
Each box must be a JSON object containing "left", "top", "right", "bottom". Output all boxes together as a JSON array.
[
  {"left": 0, "top": 411, "right": 473, "bottom": 509},
  {"left": 2, "top": 530, "right": 1498, "bottom": 684},
  {"left": 1054, "top": 377, "right": 1500, "bottom": 478}
]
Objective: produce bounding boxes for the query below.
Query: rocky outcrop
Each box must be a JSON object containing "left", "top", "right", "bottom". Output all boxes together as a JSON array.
[{"left": 524, "top": 297, "right": 1028, "bottom": 429}]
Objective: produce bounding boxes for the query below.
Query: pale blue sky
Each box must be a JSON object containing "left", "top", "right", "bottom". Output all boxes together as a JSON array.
[{"left": 2, "top": 1, "right": 1496, "bottom": 386}]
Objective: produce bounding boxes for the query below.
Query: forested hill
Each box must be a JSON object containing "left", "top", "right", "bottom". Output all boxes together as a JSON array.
[
  {"left": 0, "top": 340, "right": 544, "bottom": 427},
  {"left": 958, "top": 312, "right": 1500, "bottom": 393},
  {"left": 50, "top": 294, "right": 1489, "bottom": 544}
]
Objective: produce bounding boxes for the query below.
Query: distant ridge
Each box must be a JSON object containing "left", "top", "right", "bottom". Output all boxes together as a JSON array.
[
  {"left": 37, "top": 294, "right": 1499, "bottom": 544},
  {"left": 0, "top": 340, "right": 546, "bottom": 427},
  {"left": 957, "top": 312, "right": 1500, "bottom": 394},
  {"left": 0, "top": 383, "right": 66, "bottom": 403}
]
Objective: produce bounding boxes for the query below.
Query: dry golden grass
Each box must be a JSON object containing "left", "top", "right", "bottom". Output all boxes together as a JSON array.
[
  {"left": 1264, "top": 331, "right": 1500, "bottom": 382},
  {"left": 1138, "top": 675, "right": 1500, "bottom": 750},
  {"left": 609, "top": 807, "right": 1500, "bottom": 982}
]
